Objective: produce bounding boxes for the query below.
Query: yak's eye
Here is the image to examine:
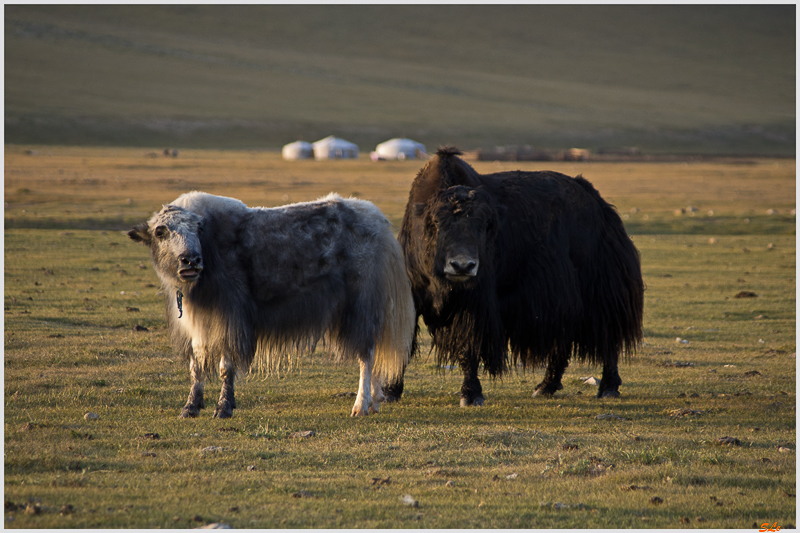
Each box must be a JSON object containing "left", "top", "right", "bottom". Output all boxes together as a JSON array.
[{"left": 154, "top": 225, "right": 169, "bottom": 239}]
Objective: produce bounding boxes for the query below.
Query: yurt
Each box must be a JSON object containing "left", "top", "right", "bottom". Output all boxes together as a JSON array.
[
  {"left": 282, "top": 140, "right": 313, "bottom": 160},
  {"left": 371, "top": 138, "right": 427, "bottom": 160},
  {"left": 311, "top": 136, "right": 359, "bottom": 160}
]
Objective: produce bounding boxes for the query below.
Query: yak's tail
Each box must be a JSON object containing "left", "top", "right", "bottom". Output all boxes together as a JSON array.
[{"left": 372, "top": 228, "right": 415, "bottom": 383}]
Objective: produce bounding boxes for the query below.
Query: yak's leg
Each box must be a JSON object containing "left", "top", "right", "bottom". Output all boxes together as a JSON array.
[
  {"left": 383, "top": 319, "right": 417, "bottom": 403},
  {"left": 532, "top": 354, "right": 569, "bottom": 397},
  {"left": 351, "top": 353, "right": 374, "bottom": 417},
  {"left": 460, "top": 356, "right": 484, "bottom": 407},
  {"left": 180, "top": 356, "right": 206, "bottom": 418},
  {"left": 597, "top": 357, "right": 622, "bottom": 399},
  {"left": 370, "top": 370, "right": 386, "bottom": 414},
  {"left": 382, "top": 365, "right": 405, "bottom": 403},
  {"left": 213, "top": 354, "right": 236, "bottom": 419}
]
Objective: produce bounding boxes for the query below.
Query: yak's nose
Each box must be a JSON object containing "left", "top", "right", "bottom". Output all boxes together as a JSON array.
[
  {"left": 449, "top": 258, "right": 477, "bottom": 275},
  {"left": 179, "top": 254, "right": 202, "bottom": 268},
  {"left": 444, "top": 255, "right": 479, "bottom": 279},
  {"left": 178, "top": 254, "right": 203, "bottom": 280}
]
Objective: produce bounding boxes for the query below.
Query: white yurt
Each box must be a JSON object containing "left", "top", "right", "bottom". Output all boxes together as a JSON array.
[
  {"left": 372, "top": 138, "right": 427, "bottom": 160},
  {"left": 311, "top": 136, "right": 359, "bottom": 160},
  {"left": 282, "top": 140, "right": 313, "bottom": 160}
]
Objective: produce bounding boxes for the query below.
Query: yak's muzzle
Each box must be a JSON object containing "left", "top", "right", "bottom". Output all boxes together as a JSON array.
[
  {"left": 444, "top": 254, "right": 478, "bottom": 282},
  {"left": 178, "top": 254, "right": 203, "bottom": 281}
]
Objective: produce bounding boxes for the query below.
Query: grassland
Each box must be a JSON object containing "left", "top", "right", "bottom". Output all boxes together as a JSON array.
[
  {"left": 3, "top": 147, "right": 796, "bottom": 528},
  {"left": 4, "top": 5, "right": 795, "bottom": 154}
]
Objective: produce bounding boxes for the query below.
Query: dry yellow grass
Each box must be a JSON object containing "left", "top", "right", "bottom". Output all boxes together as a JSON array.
[
  {"left": 3, "top": 146, "right": 796, "bottom": 528},
  {"left": 4, "top": 145, "right": 795, "bottom": 231}
]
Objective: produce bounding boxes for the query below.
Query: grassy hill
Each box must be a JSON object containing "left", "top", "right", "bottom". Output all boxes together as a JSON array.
[{"left": 4, "top": 5, "right": 795, "bottom": 154}]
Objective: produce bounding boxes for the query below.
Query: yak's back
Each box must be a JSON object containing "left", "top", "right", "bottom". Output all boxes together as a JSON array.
[{"left": 170, "top": 191, "right": 248, "bottom": 214}]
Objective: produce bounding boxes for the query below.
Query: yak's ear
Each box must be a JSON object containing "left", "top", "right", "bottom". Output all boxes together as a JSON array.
[
  {"left": 128, "top": 223, "right": 151, "bottom": 244},
  {"left": 412, "top": 203, "right": 426, "bottom": 217}
]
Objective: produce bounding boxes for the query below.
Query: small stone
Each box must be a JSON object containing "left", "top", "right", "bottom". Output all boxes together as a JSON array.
[
  {"left": 506, "top": 473, "right": 518, "bottom": 479},
  {"left": 717, "top": 436, "right": 741, "bottom": 446},
  {"left": 445, "top": 480, "right": 455, "bottom": 487},
  {"left": 649, "top": 496, "right": 664, "bottom": 505},
  {"left": 400, "top": 494, "right": 419, "bottom": 508},
  {"left": 84, "top": 412, "right": 99, "bottom": 421},
  {"left": 289, "top": 430, "right": 316, "bottom": 438},
  {"left": 246, "top": 465, "right": 257, "bottom": 471}
]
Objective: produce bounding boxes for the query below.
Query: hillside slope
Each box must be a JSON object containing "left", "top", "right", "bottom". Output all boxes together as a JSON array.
[{"left": 4, "top": 5, "right": 795, "bottom": 154}]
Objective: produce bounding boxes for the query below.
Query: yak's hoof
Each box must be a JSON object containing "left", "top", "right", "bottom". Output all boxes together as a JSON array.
[
  {"left": 383, "top": 394, "right": 401, "bottom": 404},
  {"left": 599, "top": 390, "right": 621, "bottom": 399},
  {"left": 179, "top": 406, "right": 200, "bottom": 418},
  {"left": 460, "top": 395, "right": 485, "bottom": 407},
  {"left": 213, "top": 403, "right": 234, "bottom": 419},
  {"left": 532, "top": 383, "right": 563, "bottom": 397},
  {"left": 351, "top": 408, "right": 369, "bottom": 417}
]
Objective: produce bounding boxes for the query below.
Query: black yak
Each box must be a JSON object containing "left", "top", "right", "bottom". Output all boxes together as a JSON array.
[
  {"left": 385, "top": 147, "right": 644, "bottom": 406},
  {"left": 129, "top": 192, "right": 415, "bottom": 418}
]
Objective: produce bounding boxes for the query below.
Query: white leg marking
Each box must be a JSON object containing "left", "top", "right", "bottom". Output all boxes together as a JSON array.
[{"left": 351, "top": 357, "right": 373, "bottom": 417}]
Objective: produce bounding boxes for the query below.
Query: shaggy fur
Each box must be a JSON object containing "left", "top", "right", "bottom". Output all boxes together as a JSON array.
[
  {"left": 129, "top": 191, "right": 415, "bottom": 418},
  {"left": 387, "top": 147, "right": 644, "bottom": 406}
]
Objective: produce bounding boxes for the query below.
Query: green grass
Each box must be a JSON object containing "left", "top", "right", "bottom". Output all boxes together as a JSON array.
[
  {"left": 4, "top": 149, "right": 795, "bottom": 528},
  {"left": 4, "top": 5, "right": 794, "bottom": 154}
]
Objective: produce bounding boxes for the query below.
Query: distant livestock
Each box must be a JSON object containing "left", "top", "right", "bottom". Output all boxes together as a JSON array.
[
  {"left": 385, "top": 147, "right": 644, "bottom": 406},
  {"left": 129, "top": 192, "right": 415, "bottom": 418}
]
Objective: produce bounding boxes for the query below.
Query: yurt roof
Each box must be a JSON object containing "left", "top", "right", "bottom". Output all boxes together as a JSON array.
[
  {"left": 376, "top": 138, "right": 424, "bottom": 151},
  {"left": 312, "top": 136, "right": 357, "bottom": 148}
]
